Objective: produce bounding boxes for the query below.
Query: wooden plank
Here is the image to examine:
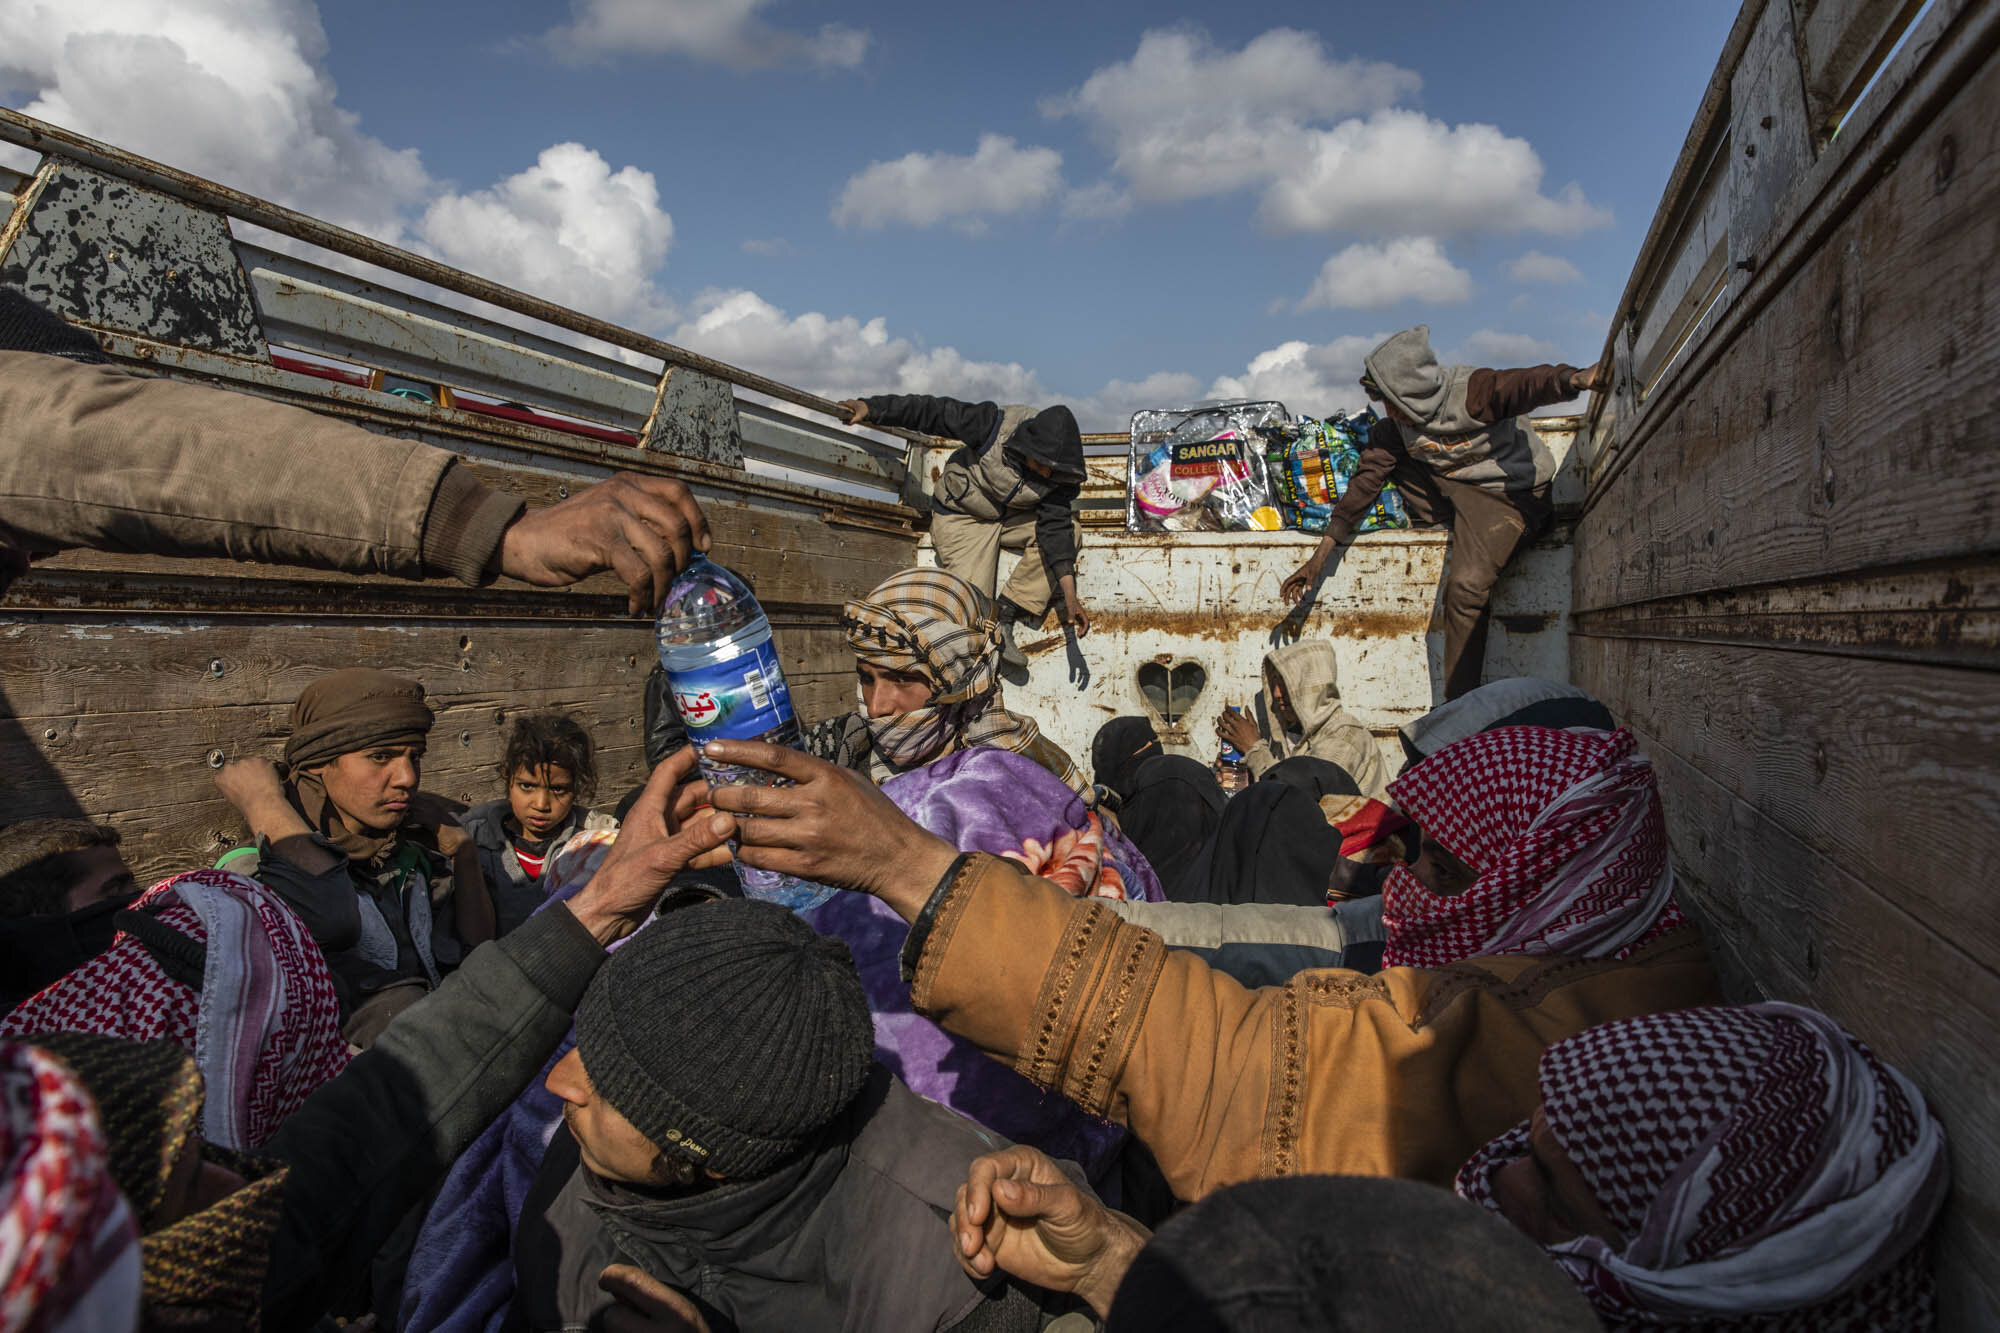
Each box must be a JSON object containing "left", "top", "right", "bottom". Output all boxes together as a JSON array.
[
  {"left": 1629, "top": 139, "right": 1733, "bottom": 396},
  {"left": 1794, "top": 0, "right": 1930, "bottom": 137},
  {"left": 1622, "top": 735, "right": 2000, "bottom": 1325},
  {"left": 1572, "top": 635, "right": 2000, "bottom": 967},
  {"left": 1574, "top": 38, "right": 2000, "bottom": 612},
  {"left": 1727, "top": 0, "right": 1816, "bottom": 270},
  {"left": 0, "top": 614, "right": 856, "bottom": 718},
  {"left": 0, "top": 618, "right": 653, "bottom": 719},
  {"left": 1569, "top": 554, "right": 2000, "bottom": 670}
]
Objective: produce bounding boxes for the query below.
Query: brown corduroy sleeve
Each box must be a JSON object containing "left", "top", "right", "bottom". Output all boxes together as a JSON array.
[
  {"left": 420, "top": 461, "right": 526, "bottom": 585},
  {"left": 0, "top": 351, "right": 519, "bottom": 585}
]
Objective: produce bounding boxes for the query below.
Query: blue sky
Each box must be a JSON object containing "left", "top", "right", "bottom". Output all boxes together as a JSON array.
[{"left": 2, "top": 0, "right": 1740, "bottom": 427}]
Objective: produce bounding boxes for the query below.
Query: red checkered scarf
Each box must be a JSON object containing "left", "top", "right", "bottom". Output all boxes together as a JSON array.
[
  {"left": 1456, "top": 1004, "right": 1948, "bottom": 1329},
  {"left": 0, "top": 1043, "right": 140, "bottom": 1333},
  {"left": 1381, "top": 726, "right": 1682, "bottom": 968},
  {"left": 0, "top": 870, "right": 349, "bottom": 1151}
]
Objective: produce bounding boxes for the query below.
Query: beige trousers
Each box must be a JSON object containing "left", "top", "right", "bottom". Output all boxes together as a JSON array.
[{"left": 930, "top": 510, "right": 1079, "bottom": 618}]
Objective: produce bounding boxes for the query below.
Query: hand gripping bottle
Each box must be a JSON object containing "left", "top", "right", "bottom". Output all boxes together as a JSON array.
[
  {"left": 1215, "top": 707, "right": 1250, "bottom": 797},
  {"left": 655, "top": 556, "right": 833, "bottom": 910}
]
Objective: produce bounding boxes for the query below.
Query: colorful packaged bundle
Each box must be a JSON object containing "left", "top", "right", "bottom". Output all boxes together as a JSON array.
[
  {"left": 1262, "top": 409, "right": 1409, "bottom": 535},
  {"left": 1126, "top": 401, "right": 1287, "bottom": 532}
]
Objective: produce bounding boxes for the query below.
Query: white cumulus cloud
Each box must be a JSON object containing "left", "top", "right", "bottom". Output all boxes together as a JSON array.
[
  {"left": 1456, "top": 329, "right": 1565, "bottom": 366},
  {"left": 1508, "top": 250, "right": 1584, "bottom": 284},
  {"left": 417, "top": 143, "right": 677, "bottom": 332},
  {"left": 1046, "top": 27, "right": 1610, "bottom": 239},
  {"left": 1071, "top": 371, "right": 1206, "bottom": 432},
  {"left": 1301, "top": 237, "right": 1471, "bottom": 310},
  {"left": 1259, "top": 111, "right": 1611, "bottom": 236},
  {"left": 670, "top": 289, "right": 1048, "bottom": 404},
  {"left": 1202, "top": 334, "right": 1385, "bottom": 418},
  {"left": 542, "top": 0, "right": 869, "bottom": 70},
  {"left": 832, "top": 135, "right": 1064, "bottom": 232},
  {"left": 0, "top": 0, "right": 428, "bottom": 238},
  {"left": 0, "top": 0, "right": 686, "bottom": 337}
]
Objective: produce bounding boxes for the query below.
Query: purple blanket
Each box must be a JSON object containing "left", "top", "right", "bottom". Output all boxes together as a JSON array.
[{"left": 401, "top": 746, "right": 1161, "bottom": 1333}]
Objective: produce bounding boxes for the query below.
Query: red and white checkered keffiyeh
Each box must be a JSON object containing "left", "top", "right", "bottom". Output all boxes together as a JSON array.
[
  {"left": 1456, "top": 1003, "right": 1948, "bottom": 1330},
  {"left": 1381, "top": 726, "right": 1683, "bottom": 968},
  {"left": 0, "top": 869, "right": 349, "bottom": 1151},
  {"left": 0, "top": 1042, "right": 140, "bottom": 1333}
]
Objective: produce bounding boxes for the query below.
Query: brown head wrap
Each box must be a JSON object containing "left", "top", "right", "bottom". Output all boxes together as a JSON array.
[
  {"left": 282, "top": 669, "right": 436, "bottom": 866},
  {"left": 282, "top": 668, "right": 433, "bottom": 771}
]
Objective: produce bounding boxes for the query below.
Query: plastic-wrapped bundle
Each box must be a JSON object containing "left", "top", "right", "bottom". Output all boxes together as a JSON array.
[
  {"left": 1127, "top": 401, "right": 1287, "bottom": 532},
  {"left": 1262, "top": 409, "right": 1410, "bottom": 535}
]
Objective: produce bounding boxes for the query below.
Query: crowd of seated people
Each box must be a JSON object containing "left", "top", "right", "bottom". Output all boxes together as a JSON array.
[{"left": 0, "top": 283, "right": 1957, "bottom": 1332}]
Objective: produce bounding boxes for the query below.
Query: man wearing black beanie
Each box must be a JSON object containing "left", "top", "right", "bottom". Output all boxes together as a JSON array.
[{"left": 514, "top": 893, "right": 1088, "bottom": 1332}]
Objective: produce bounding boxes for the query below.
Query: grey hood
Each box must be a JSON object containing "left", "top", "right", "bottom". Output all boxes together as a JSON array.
[
  {"left": 1362, "top": 326, "right": 1451, "bottom": 426},
  {"left": 1363, "top": 325, "right": 1508, "bottom": 443}
]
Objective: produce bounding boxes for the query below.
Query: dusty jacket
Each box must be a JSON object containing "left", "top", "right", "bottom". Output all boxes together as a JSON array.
[
  {"left": 1326, "top": 331, "right": 1585, "bottom": 541},
  {"left": 0, "top": 347, "right": 524, "bottom": 588},
  {"left": 1244, "top": 640, "right": 1388, "bottom": 797},
  {"left": 261, "top": 901, "right": 607, "bottom": 1329},
  {"left": 457, "top": 800, "right": 620, "bottom": 937},
  {"left": 518, "top": 1068, "right": 1072, "bottom": 1333},
  {"left": 863, "top": 394, "right": 1084, "bottom": 581},
  {"left": 905, "top": 855, "right": 1720, "bottom": 1199}
]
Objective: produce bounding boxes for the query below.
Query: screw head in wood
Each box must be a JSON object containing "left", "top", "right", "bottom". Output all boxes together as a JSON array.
[{"left": 207, "top": 749, "right": 226, "bottom": 768}]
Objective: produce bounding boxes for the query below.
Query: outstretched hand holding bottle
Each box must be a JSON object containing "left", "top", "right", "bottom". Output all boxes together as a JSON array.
[{"left": 655, "top": 557, "right": 832, "bottom": 910}]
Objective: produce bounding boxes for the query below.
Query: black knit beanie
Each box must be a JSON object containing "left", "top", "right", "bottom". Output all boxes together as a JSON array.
[{"left": 572, "top": 898, "right": 875, "bottom": 1180}]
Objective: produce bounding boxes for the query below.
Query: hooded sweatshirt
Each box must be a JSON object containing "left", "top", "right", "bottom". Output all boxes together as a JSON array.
[
  {"left": 1361, "top": 326, "right": 1560, "bottom": 494},
  {"left": 1245, "top": 640, "right": 1388, "bottom": 798},
  {"left": 517, "top": 1066, "right": 1073, "bottom": 1332},
  {"left": 862, "top": 394, "right": 1086, "bottom": 582}
]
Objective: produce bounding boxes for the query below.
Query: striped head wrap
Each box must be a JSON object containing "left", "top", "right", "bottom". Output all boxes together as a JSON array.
[
  {"left": 1456, "top": 1003, "right": 1948, "bottom": 1330},
  {"left": 2, "top": 870, "right": 350, "bottom": 1152},
  {"left": 840, "top": 568, "right": 1090, "bottom": 800},
  {"left": 1382, "top": 726, "right": 1683, "bottom": 968}
]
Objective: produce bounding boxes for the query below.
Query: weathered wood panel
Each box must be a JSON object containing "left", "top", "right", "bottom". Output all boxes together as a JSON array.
[
  {"left": 1574, "top": 0, "right": 2000, "bottom": 1322},
  {"left": 1573, "top": 634, "right": 2000, "bottom": 963},
  {"left": 0, "top": 613, "right": 863, "bottom": 884},
  {"left": 1575, "top": 26, "right": 2000, "bottom": 613}
]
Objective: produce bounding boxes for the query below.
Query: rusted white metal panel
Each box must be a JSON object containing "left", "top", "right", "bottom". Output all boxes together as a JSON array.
[{"left": 913, "top": 419, "right": 1581, "bottom": 780}]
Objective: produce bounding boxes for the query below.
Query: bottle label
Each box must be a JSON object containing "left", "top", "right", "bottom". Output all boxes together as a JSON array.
[{"left": 665, "top": 639, "right": 793, "bottom": 741}]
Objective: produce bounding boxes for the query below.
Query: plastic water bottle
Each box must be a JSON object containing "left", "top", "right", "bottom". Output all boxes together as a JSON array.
[
  {"left": 1215, "top": 707, "right": 1250, "bottom": 797},
  {"left": 655, "top": 557, "right": 833, "bottom": 910}
]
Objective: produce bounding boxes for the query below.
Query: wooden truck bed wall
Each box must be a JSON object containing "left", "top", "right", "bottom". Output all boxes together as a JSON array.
[
  {"left": 0, "top": 108, "right": 921, "bottom": 880},
  {"left": 1568, "top": 0, "right": 1999, "bottom": 1323},
  {"left": 3, "top": 0, "right": 1998, "bottom": 1321}
]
